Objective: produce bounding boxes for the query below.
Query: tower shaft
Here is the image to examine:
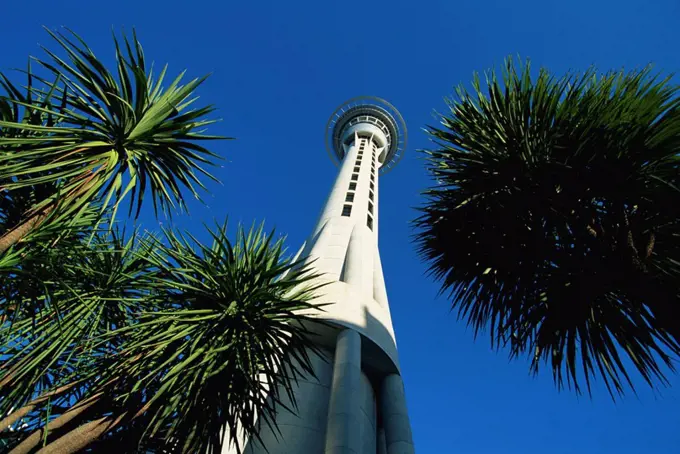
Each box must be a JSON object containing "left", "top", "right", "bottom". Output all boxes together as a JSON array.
[
  {"left": 307, "top": 132, "right": 385, "bottom": 308},
  {"left": 224, "top": 99, "right": 414, "bottom": 454}
]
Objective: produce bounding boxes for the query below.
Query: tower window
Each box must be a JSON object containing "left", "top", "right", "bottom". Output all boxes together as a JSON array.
[
  {"left": 368, "top": 201, "right": 374, "bottom": 214},
  {"left": 342, "top": 205, "right": 352, "bottom": 217},
  {"left": 367, "top": 214, "right": 373, "bottom": 230},
  {"left": 349, "top": 182, "right": 357, "bottom": 191},
  {"left": 354, "top": 166, "right": 360, "bottom": 173},
  {"left": 351, "top": 174, "right": 358, "bottom": 181},
  {"left": 346, "top": 192, "right": 355, "bottom": 202},
  {"left": 370, "top": 181, "right": 374, "bottom": 191},
  {"left": 369, "top": 190, "right": 374, "bottom": 201}
]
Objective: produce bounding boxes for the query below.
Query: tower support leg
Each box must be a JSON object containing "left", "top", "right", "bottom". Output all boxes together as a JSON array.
[
  {"left": 380, "top": 374, "right": 415, "bottom": 454},
  {"left": 378, "top": 428, "right": 388, "bottom": 454},
  {"left": 324, "top": 329, "right": 362, "bottom": 454}
]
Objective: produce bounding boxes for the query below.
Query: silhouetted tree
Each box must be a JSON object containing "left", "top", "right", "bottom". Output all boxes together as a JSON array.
[{"left": 415, "top": 59, "right": 680, "bottom": 397}]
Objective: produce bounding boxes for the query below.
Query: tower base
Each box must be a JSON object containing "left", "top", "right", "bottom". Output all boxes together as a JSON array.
[{"left": 225, "top": 330, "right": 414, "bottom": 454}]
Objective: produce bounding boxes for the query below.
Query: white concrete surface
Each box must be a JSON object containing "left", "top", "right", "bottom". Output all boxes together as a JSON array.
[
  {"left": 380, "top": 374, "right": 415, "bottom": 454},
  {"left": 324, "top": 329, "right": 363, "bottom": 453},
  {"left": 237, "top": 350, "right": 332, "bottom": 454},
  {"left": 301, "top": 134, "right": 399, "bottom": 366},
  {"left": 223, "top": 109, "right": 414, "bottom": 454}
]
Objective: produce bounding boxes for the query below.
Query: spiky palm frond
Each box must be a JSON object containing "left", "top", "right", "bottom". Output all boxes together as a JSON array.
[
  {"left": 2, "top": 221, "right": 326, "bottom": 453},
  {"left": 0, "top": 27, "right": 227, "bottom": 230},
  {"left": 415, "top": 59, "right": 680, "bottom": 397},
  {"left": 0, "top": 228, "right": 160, "bottom": 435},
  {"left": 0, "top": 65, "right": 91, "bottom": 256},
  {"left": 91, "top": 221, "right": 326, "bottom": 454},
  {"left": 0, "top": 189, "right": 102, "bottom": 331}
]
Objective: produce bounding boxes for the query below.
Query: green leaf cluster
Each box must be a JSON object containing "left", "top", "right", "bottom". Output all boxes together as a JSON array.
[
  {"left": 0, "top": 28, "right": 323, "bottom": 454},
  {"left": 416, "top": 58, "right": 680, "bottom": 398}
]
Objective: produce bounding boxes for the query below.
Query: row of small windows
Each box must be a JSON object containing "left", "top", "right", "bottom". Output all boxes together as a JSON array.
[
  {"left": 342, "top": 139, "right": 376, "bottom": 232},
  {"left": 370, "top": 149, "right": 376, "bottom": 184},
  {"left": 346, "top": 117, "right": 390, "bottom": 141},
  {"left": 342, "top": 140, "right": 367, "bottom": 218},
  {"left": 367, "top": 146, "right": 376, "bottom": 230}
]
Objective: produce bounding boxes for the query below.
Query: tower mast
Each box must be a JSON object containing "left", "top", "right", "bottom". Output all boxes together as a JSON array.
[{"left": 229, "top": 97, "right": 414, "bottom": 454}]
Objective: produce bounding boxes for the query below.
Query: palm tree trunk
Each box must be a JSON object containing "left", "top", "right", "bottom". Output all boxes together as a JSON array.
[
  {"left": 0, "top": 166, "right": 102, "bottom": 255},
  {"left": 0, "top": 303, "right": 17, "bottom": 324},
  {"left": 0, "top": 211, "right": 48, "bottom": 255},
  {"left": 0, "top": 381, "right": 81, "bottom": 430},
  {"left": 8, "top": 393, "right": 103, "bottom": 454},
  {"left": 34, "top": 414, "right": 125, "bottom": 454}
]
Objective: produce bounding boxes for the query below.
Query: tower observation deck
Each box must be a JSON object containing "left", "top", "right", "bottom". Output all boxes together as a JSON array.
[{"left": 228, "top": 97, "right": 415, "bottom": 454}]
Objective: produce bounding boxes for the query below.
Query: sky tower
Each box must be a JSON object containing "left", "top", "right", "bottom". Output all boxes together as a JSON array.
[{"left": 233, "top": 97, "right": 415, "bottom": 454}]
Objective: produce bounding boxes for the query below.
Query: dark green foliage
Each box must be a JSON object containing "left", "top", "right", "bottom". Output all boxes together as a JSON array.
[
  {"left": 415, "top": 59, "right": 680, "bottom": 397},
  {"left": 0, "top": 27, "right": 228, "bottom": 229},
  {"left": 0, "top": 29, "right": 323, "bottom": 453},
  {"left": 94, "top": 222, "right": 326, "bottom": 453}
]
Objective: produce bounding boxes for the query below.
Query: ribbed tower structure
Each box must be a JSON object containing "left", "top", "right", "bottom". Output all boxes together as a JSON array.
[{"left": 233, "top": 97, "right": 415, "bottom": 454}]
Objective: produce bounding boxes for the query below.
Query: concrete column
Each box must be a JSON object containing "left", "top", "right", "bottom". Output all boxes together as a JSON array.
[
  {"left": 377, "top": 428, "right": 387, "bottom": 454},
  {"left": 381, "top": 374, "right": 415, "bottom": 454},
  {"left": 324, "top": 329, "right": 362, "bottom": 454}
]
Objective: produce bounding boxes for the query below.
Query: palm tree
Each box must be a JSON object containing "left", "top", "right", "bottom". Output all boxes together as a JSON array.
[
  {"left": 1, "top": 29, "right": 325, "bottom": 452},
  {"left": 0, "top": 27, "right": 224, "bottom": 255},
  {"left": 415, "top": 59, "right": 680, "bottom": 397},
  {"left": 1, "top": 221, "right": 324, "bottom": 453}
]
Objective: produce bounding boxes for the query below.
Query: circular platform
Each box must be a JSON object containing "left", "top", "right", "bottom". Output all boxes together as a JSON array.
[{"left": 325, "top": 96, "right": 407, "bottom": 175}]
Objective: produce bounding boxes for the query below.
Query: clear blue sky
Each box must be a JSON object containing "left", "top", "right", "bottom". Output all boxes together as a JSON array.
[{"left": 3, "top": 1, "right": 680, "bottom": 452}]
